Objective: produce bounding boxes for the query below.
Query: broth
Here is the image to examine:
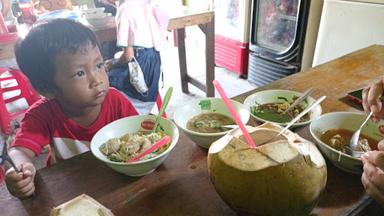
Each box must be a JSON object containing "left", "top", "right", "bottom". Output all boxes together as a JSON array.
[
  {"left": 320, "top": 128, "right": 378, "bottom": 153},
  {"left": 187, "top": 113, "right": 235, "bottom": 133}
]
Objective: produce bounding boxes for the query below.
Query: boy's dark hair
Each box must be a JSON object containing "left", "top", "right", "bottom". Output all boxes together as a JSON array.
[{"left": 15, "top": 19, "right": 100, "bottom": 94}]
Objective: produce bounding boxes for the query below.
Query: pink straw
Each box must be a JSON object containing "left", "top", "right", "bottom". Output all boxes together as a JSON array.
[
  {"left": 212, "top": 80, "right": 256, "bottom": 148},
  {"left": 127, "top": 136, "right": 171, "bottom": 163}
]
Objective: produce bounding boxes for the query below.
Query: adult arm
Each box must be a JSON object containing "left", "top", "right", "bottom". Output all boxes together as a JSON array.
[{"left": 105, "top": 46, "right": 134, "bottom": 71}]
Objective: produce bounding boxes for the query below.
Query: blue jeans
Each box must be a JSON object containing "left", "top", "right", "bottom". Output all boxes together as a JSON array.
[{"left": 108, "top": 47, "right": 161, "bottom": 102}]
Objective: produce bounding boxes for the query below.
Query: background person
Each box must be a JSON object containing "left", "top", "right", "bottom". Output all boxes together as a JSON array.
[{"left": 106, "top": 0, "right": 168, "bottom": 107}]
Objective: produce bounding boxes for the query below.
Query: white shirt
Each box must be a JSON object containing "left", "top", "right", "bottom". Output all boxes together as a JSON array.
[{"left": 115, "top": 0, "right": 167, "bottom": 51}]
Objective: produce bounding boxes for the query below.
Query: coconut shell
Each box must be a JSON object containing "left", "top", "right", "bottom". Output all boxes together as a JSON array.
[{"left": 208, "top": 123, "right": 327, "bottom": 216}]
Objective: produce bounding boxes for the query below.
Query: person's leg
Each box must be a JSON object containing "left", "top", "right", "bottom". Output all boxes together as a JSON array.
[
  {"left": 123, "top": 47, "right": 161, "bottom": 102},
  {"left": 108, "top": 66, "right": 156, "bottom": 114},
  {"left": 140, "top": 48, "right": 161, "bottom": 102},
  {"left": 108, "top": 66, "right": 128, "bottom": 91}
]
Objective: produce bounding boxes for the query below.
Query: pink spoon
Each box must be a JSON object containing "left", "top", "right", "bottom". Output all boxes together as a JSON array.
[
  {"left": 127, "top": 135, "right": 171, "bottom": 163},
  {"left": 212, "top": 80, "right": 256, "bottom": 148}
]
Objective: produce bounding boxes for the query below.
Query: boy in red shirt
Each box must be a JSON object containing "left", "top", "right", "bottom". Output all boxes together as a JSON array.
[{"left": 5, "top": 19, "right": 138, "bottom": 198}]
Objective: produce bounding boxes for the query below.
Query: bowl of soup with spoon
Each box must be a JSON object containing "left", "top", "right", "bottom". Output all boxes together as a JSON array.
[
  {"left": 174, "top": 98, "right": 250, "bottom": 149},
  {"left": 244, "top": 89, "right": 322, "bottom": 127},
  {"left": 310, "top": 111, "right": 382, "bottom": 174}
]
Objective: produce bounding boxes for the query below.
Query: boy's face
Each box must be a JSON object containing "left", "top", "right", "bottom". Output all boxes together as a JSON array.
[{"left": 52, "top": 45, "right": 109, "bottom": 111}]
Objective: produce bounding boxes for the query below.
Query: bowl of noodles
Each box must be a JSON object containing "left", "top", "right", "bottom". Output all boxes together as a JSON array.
[
  {"left": 90, "top": 115, "right": 179, "bottom": 176},
  {"left": 310, "top": 112, "right": 382, "bottom": 174},
  {"left": 243, "top": 89, "right": 322, "bottom": 127},
  {"left": 173, "top": 98, "right": 250, "bottom": 149}
]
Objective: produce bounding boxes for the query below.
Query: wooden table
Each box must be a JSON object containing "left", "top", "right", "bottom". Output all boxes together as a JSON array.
[
  {"left": 2, "top": 45, "right": 384, "bottom": 215},
  {"left": 167, "top": 8, "right": 215, "bottom": 97},
  {"left": 0, "top": 22, "right": 116, "bottom": 62},
  {"left": 90, "top": 22, "right": 116, "bottom": 45}
]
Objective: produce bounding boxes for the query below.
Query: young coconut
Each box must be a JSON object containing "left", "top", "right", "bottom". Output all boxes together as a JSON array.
[{"left": 208, "top": 122, "right": 327, "bottom": 216}]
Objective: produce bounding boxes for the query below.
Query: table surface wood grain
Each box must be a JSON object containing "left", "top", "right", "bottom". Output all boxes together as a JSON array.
[{"left": 2, "top": 45, "right": 384, "bottom": 215}]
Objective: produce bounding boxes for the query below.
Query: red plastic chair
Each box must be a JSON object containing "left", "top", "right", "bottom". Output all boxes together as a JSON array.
[{"left": 0, "top": 68, "right": 41, "bottom": 135}]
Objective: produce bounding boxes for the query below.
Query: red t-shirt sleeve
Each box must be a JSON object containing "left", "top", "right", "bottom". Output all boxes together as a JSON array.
[
  {"left": 109, "top": 87, "right": 139, "bottom": 117},
  {"left": 11, "top": 102, "right": 51, "bottom": 156}
]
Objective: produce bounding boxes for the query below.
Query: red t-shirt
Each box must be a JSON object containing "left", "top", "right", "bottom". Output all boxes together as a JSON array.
[{"left": 11, "top": 88, "right": 139, "bottom": 159}]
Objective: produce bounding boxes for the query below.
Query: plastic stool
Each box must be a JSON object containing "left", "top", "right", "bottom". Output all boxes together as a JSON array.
[{"left": 0, "top": 68, "right": 40, "bottom": 135}]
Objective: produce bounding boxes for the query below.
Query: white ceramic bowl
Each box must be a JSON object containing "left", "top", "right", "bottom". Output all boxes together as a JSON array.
[
  {"left": 310, "top": 112, "right": 383, "bottom": 174},
  {"left": 243, "top": 89, "right": 322, "bottom": 127},
  {"left": 90, "top": 115, "right": 179, "bottom": 176},
  {"left": 173, "top": 98, "right": 250, "bottom": 149}
]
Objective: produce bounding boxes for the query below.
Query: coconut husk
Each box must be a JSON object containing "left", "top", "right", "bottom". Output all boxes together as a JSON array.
[{"left": 208, "top": 122, "right": 327, "bottom": 216}]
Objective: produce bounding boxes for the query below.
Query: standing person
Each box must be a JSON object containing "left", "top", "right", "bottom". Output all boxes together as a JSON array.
[
  {"left": 106, "top": 0, "right": 167, "bottom": 104},
  {"left": 361, "top": 77, "right": 384, "bottom": 206},
  {"left": 4, "top": 19, "right": 138, "bottom": 198}
]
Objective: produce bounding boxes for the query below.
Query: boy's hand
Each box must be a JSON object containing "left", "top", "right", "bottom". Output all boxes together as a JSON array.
[
  {"left": 361, "top": 140, "right": 384, "bottom": 206},
  {"left": 5, "top": 162, "right": 36, "bottom": 198}
]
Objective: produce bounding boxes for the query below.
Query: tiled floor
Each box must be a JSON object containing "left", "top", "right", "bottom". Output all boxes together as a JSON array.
[{"left": 152, "top": 27, "right": 257, "bottom": 118}]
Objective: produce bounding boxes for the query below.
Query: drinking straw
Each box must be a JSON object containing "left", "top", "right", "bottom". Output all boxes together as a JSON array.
[
  {"left": 127, "top": 136, "right": 171, "bottom": 163},
  {"left": 212, "top": 80, "right": 256, "bottom": 148}
]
